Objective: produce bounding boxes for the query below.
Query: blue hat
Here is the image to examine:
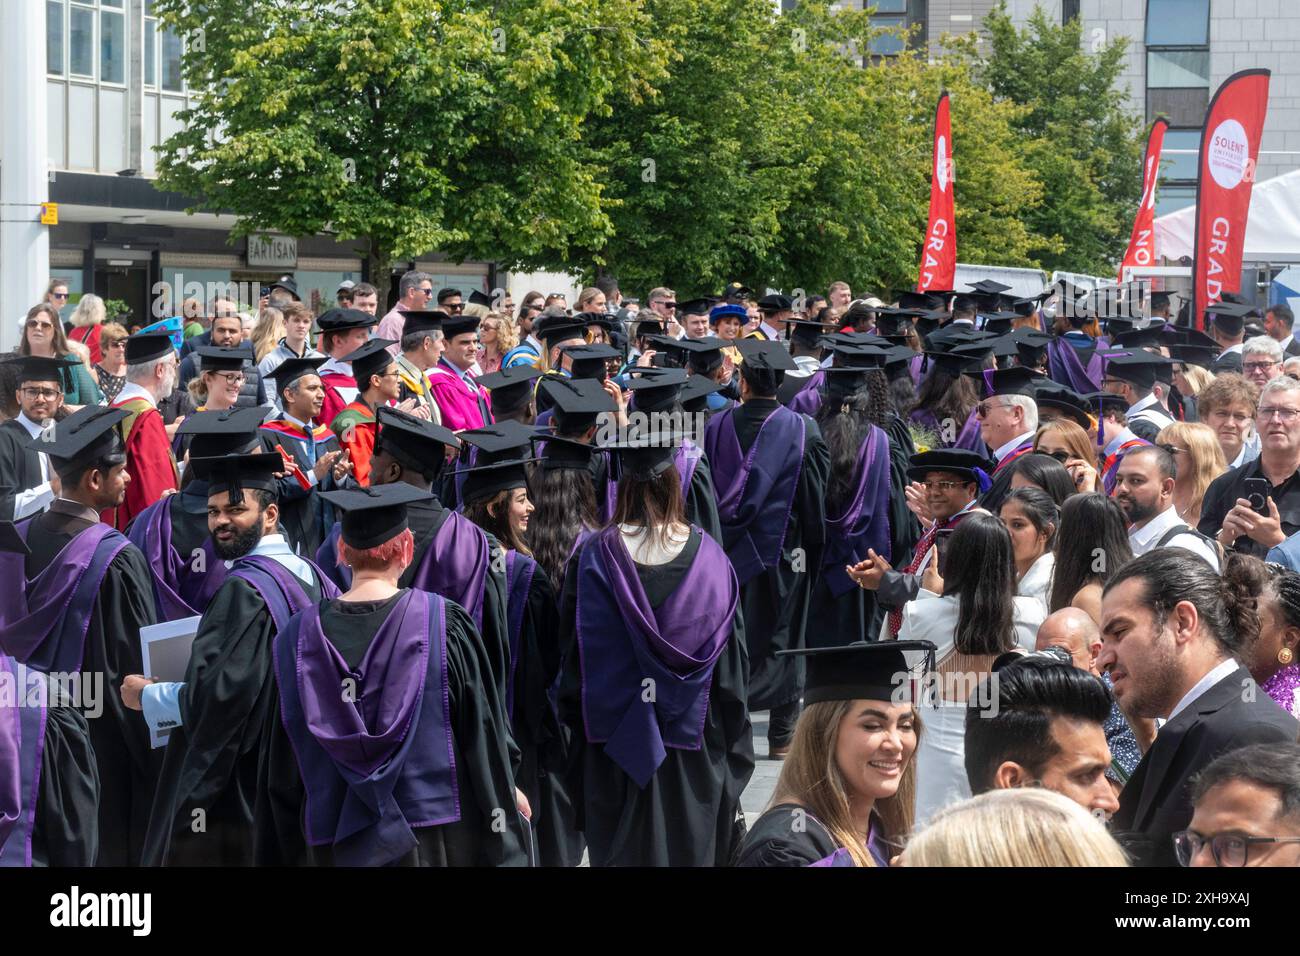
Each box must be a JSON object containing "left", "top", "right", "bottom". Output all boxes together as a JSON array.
[{"left": 709, "top": 303, "right": 747, "bottom": 324}]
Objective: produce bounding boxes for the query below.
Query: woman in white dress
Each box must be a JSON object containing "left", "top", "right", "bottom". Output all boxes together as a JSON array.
[
  {"left": 999, "top": 487, "right": 1058, "bottom": 615},
  {"left": 892, "top": 512, "right": 1047, "bottom": 826}
]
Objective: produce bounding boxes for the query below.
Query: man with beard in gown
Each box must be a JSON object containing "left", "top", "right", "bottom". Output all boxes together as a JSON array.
[
  {"left": 254, "top": 482, "right": 530, "bottom": 866},
  {"left": 703, "top": 338, "right": 829, "bottom": 760},
  {"left": 129, "top": 452, "right": 338, "bottom": 865},
  {"left": 0, "top": 405, "right": 158, "bottom": 864}
]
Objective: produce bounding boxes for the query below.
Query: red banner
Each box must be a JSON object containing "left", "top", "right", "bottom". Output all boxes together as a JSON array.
[
  {"left": 917, "top": 92, "right": 956, "bottom": 292},
  {"left": 1117, "top": 118, "right": 1168, "bottom": 284},
  {"left": 1192, "top": 69, "right": 1271, "bottom": 328}
]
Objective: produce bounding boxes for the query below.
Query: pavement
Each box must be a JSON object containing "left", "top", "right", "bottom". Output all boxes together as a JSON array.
[{"left": 741, "top": 710, "right": 781, "bottom": 827}]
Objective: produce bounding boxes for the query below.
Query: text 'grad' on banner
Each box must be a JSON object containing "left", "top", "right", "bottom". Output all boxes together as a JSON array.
[
  {"left": 917, "top": 91, "right": 956, "bottom": 293},
  {"left": 1118, "top": 117, "right": 1168, "bottom": 284},
  {"left": 1192, "top": 69, "right": 1271, "bottom": 327}
]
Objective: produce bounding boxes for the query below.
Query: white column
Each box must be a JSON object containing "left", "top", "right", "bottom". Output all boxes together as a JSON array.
[{"left": 0, "top": 0, "right": 51, "bottom": 352}]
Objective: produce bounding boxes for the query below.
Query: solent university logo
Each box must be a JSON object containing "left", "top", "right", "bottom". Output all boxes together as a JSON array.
[
  {"left": 1208, "top": 118, "right": 1250, "bottom": 190},
  {"left": 49, "top": 887, "right": 151, "bottom": 937}
]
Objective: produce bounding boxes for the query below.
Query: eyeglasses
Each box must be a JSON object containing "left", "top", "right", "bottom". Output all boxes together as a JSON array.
[
  {"left": 1173, "top": 829, "right": 1300, "bottom": 867},
  {"left": 921, "top": 480, "right": 969, "bottom": 491},
  {"left": 975, "top": 401, "right": 1010, "bottom": 418},
  {"left": 1244, "top": 361, "right": 1281, "bottom": 372},
  {"left": 213, "top": 372, "right": 246, "bottom": 385},
  {"left": 20, "top": 387, "right": 60, "bottom": 400},
  {"left": 106, "top": 340, "right": 127, "bottom": 350},
  {"left": 26, "top": 321, "right": 54, "bottom": 331},
  {"left": 1258, "top": 406, "right": 1300, "bottom": 421}
]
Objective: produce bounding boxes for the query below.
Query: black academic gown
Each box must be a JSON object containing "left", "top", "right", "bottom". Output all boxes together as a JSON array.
[
  {"left": 403, "top": 498, "right": 511, "bottom": 696},
  {"left": 30, "top": 701, "right": 101, "bottom": 867},
  {"left": 504, "top": 560, "right": 583, "bottom": 867},
  {"left": 735, "top": 803, "right": 840, "bottom": 867},
  {"left": 556, "top": 534, "right": 755, "bottom": 867},
  {"left": 254, "top": 593, "right": 530, "bottom": 866},
  {"left": 0, "top": 418, "right": 44, "bottom": 521},
  {"left": 730, "top": 402, "right": 830, "bottom": 714},
  {"left": 24, "top": 507, "right": 160, "bottom": 866},
  {"left": 259, "top": 425, "right": 349, "bottom": 556},
  {"left": 142, "top": 567, "right": 326, "bottom": 866},
  {"left": 683, "top": 451, "right": 723, "bottom": 544}
]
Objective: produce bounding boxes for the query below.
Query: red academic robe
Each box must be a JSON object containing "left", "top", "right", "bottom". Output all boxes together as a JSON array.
[
  {"left": 330, "top": 401, "right": 377, "bottom": 487},
  {"left": 427, "top": 361, "right": 492, "bottom": 432},
  {"left": 319, "top": 370, "right": 357, "bottom": 429},
  {"left": 104, "top": 397, "right": 180, "bottom": 530}
]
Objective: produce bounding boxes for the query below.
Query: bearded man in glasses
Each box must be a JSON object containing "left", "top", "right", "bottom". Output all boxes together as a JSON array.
[{"left": 1199, "top": 375, "right": 1300, "bottom": 559}]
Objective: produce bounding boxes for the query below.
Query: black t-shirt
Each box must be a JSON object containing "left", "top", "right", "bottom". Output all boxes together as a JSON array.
[{"left": 1198, "top": 456, "right": 1300, "bottom": 558}]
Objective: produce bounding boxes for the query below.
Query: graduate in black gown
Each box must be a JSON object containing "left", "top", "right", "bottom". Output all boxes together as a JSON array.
[
  {"left": 0, "top": 405, "right": 158, "bottom": 865},
  {"left": 259, "top": 355, "right": 353, "bottom": 556},
  {"left": 737, "top": 641, "right": 935, "bottom": 868},
  {"left": 622, "top": 366, "right": 723, "bottom": 542},
  {"left": 0, "top": 521, "right": 99, "bottom": 867},
  {"left": 318, "top": 408, "right": 512, "bottom": 699},
  {"left": 254, "top": 483, "right": 530, "bottom": 866},
  {"left": 458, "top": 442, "right": 582, "bottom": 867},
  {"left": 702, "top": 339, "right": 829, "bottom": 758},
  {"left": 0, "top": 356, "right": 76, "bottom": 521},
  {"left": 127, "top": 405, "right": 267, "bottom": 621},
  {"left": 805, "top": 360, "right": 895, "bottom": 646},
  {"left": 557, "top": 431, "right": 753, "bottom": 866},
  {"left": 134, "top": 453, "right": 337, "bottom": 866}
]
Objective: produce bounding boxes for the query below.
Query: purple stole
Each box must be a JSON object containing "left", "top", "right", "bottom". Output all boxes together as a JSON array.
[
  {"left": 503, "top": 551, "right": 537, "bottom": 721},
  {"left": 786, "top": 371, "right": 824, "bottom": 416},
  {"left": 128, "top": 497, "right": 227, "bottom": 621},
  {"left": 228, "top": 555, "right": 339, "bottom": 632},
  {"left": 806, "top": 815, "right": 890, "bottom": 868},
  {"left": 908, "top": 353, "right": 924, "bottom": 385},
  {"left": 408, "top": 512, "right": 491, "bottom": 633},
  {"left": 272, "top": 589, "right": 459, "bottom": 866},
  {"left": 703, "top": 404, "right": 806, "bottom": 586},
  {"left": 1047, "top": 337, "right": 1103, "bottom": 394},
  {"left": 0, "top": 520, "right": 129, "bottom": 674},
  {"left": 0, "top": 656, "right": 45, "bottom": 867},
  {"left": 821, "top": 425, "right": 892, "bottom": 597},
  {"left": 575, "top": 526, "right": 738, "bottom": 788}
]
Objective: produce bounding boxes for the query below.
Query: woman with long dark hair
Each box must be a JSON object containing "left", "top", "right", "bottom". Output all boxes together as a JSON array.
[
  {"left": 807, "top": 364, "right": 895, "bottom": 644},
  {"left": 460, "top": 454, "right": 581, "bottom": 866},
  {"left": 1049, "top": 492, "right": 1133, "bottom": 625},
  {"left": 998, "top": 487, "right": 1058, "bottom": 613},
  {"left": 556, "top": 435, "right": 751, "bottom": 866},
  {"left": 527, "top": 440, "right": 601, "bottom": 593},
  {"left": 894, "top": 512, "right": 1047, "bottom": 824},
  {"left": 909, "top": 353, "right": 983, "bottom": 452},
  {"left": 1008, "top": 452, "right": 1077, "bottom": 507}
]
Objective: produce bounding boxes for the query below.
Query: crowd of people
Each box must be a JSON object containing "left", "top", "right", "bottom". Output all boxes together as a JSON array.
[{"left": 1, "top": 271, "right": 1299, "bottom": 869}]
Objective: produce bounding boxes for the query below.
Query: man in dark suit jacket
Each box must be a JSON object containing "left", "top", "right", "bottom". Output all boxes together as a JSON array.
[
  {"left": 1265, "top": 304, "right": 1300, "bottom": 359},
  {"left": 1100, "top": 549, "right": 1298, "bottom": 867}
]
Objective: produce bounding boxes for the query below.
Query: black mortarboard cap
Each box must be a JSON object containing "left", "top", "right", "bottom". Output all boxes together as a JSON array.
[
  {"left": 678, "top": 375, "right": 724, "bottom": 414},
  {"left": 625, "top": 367, "right": 689, "bottom": 413},
  {"left": 456, "top": 420, "right": 536, "bottom": 465},
  {"left": 1109, "top": 326, "right": 1164, "bottom": 350},
  {"left": 757, "top": 293, "right": 794, "bottom": 312},
  {"left": 1168, "top": 343, "right": 1219, "bottom": 369},
  {"left": 560, "top": 343, "right": 620, "bottom": 380},
  {"left": 375, "top": 405, "right": 460, "bottom": 475},
  {"left": 467, "top": 289, "right": 493, "bottom": 308},
  {"left": 30, "top": 404, "right": 128, "bottom": 467},
  {"left": 635, "top": 317, "right": 666, "bottom": 339},
  {"left": 783, "top": 318, "right": 828, "bottom": 348},
  {"left": 898, "top": 291, "right": 947, "bottom": 312},
  {"left": 176, "top": 405, "right": 268, "bottom": 458},
  {"left": 441, "top": 313, "right": 482, "bottom": 339},
  {"left": 735, "top": 338, "right": 798, "bottom": 371},
  {"left": 676, "top": 298, "right": 714, "bottom": 318},
  {"left": 925, "top": 347, "right": 987, "bottom": 377},
  {"left": 778, "top": 641, "right": 937, "bottom": 704},
  {"left": 1034, "top": 382, "right": 1092, "bottom": 430},
  {"left": 982, "top": 312, "right": 1018, "bottom": 335},
  {"left": 315, "top": 308, "right": 376, "bottom": 333},
  {"left": 268, "top": 355, "right": 327, "bottom": 389},
  {"left": 541, "top": 376, "right": 617, "bottom": 433},
  {"left": 460, "top": 459, "right": 531, "bottom": 505},
  {"left": 318, "top": 483, "right": 435, "bottom": 550},
  {"left": 125, "top": 331, "right": 174, "bottom": 365},
  {"left": 478, "top": 365, "right": 543, "bottom": 414},
  {"left": 603, "top": 429, "right": 686, "bottom": 482},
  {"left": 906, "top": 448, "right": 994, "bottom": 484},
  {"left": 674, "top": 336, "right": 727, "bottom": 373},
  {"left": 967, "top": 279, "right": 1013, "bottom": 297},
  {"left": 1102, "top": 350, "right": 1174, "bottom": 390},
  {"left": 535, "top": 314, "right": 588, "bottom": 346},
  {"left": 969, "top": 365, "right": 1043, "bottom": 398},
  {"left": 190, "top": 452, "right": 284, "bottom": 505},
  {"left": 532, "top": 431, "right": 603, "bottom": 471},
  {"left": 344, "top": 338, "right": 399, "bottom": 389},
  {"left": 1205, "top": 300, "right": 1253, "bottom": 336},
  {"left": 196, "top": 345, "right": 249, "bottom": 373},
  {"left": 400, "top": 308, "right": 445, "bottom": 337},
  {"left": 14, "top": 355, "right": 79, "bottom": 384}
]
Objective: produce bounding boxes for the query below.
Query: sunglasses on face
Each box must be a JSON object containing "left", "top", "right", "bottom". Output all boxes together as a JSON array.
[
  {"left": 418, "top": 287, "right": 434, "bottom": 297},
  {"left": 51, "top": 292, "right": 69, "bottom": 300},
  {"left": 1042, "top": 449, "right": 1071, "bottom": 464},
  {"left": 27, "top": 321, "right": 54, "bottom": 331}
]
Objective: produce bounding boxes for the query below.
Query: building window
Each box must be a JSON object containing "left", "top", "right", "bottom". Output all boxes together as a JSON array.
[
  {"left": 144, "top": 13, "right": 157, "bottom": 87},
  {"left": 1063, "top": 0, "right": 1080, "bottom": 22},
  {"left": 100, "top": 6, "right": 125, "bottom": 84},
  {"left": 1145, "top": 0, "right": 1210, "bottom": 46},
  {"left": 161, "top": 26, "right": 184, "bottom": 91},
  {"left": 47, "top": 0, "right": 64, "bottom": 76},
  {"left": 1155, "top": 185, "right": 1196, "bottom": 217},
  {"left": 69, "top": 3, "right": 94, "bottom": 77},
  {"left": 868, "top": 0, "right": 912, "bottom": 57}
]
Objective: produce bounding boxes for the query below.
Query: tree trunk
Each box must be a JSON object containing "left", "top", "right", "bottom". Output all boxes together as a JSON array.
[{"left": 368, "top": 239, "right": 393, "bottom": 312}]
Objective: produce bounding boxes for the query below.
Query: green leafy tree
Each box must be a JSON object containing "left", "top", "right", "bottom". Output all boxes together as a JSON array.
[
  {"left": 963, "top": 3, "right": 1145, "bottom": 276},
  {"left": 152, "top": 0, "right": 669, "bottom": 303}
]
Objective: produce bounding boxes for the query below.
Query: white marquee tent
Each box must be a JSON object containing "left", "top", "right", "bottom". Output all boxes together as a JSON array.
[{"left": 1154, "top": 167, "right": 1300, "bottom": 265}]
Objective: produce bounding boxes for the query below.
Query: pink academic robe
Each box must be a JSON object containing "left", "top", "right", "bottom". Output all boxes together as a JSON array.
[{"left": 427, "top": 360, "right": 493, "bottom": 431}]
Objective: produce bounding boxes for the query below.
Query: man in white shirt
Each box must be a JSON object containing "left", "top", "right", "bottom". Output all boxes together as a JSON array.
[
  {"left": 1114, "top": 445, "right": 1220, "bottom": 571},
  {"left": 1100, "top": 549, "right": 1298, "bottom": 866},
  {"left": 0, "top": 356, "right": 74, "bottom": 519}
]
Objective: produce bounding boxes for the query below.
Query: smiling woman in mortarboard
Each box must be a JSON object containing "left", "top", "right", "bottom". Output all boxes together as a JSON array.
[
  {"left": 556, "top": 427, "right": 752, "bottom": 866},
  {"left": 737, "top": 642, "right": 936, "bottom": 867}
]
